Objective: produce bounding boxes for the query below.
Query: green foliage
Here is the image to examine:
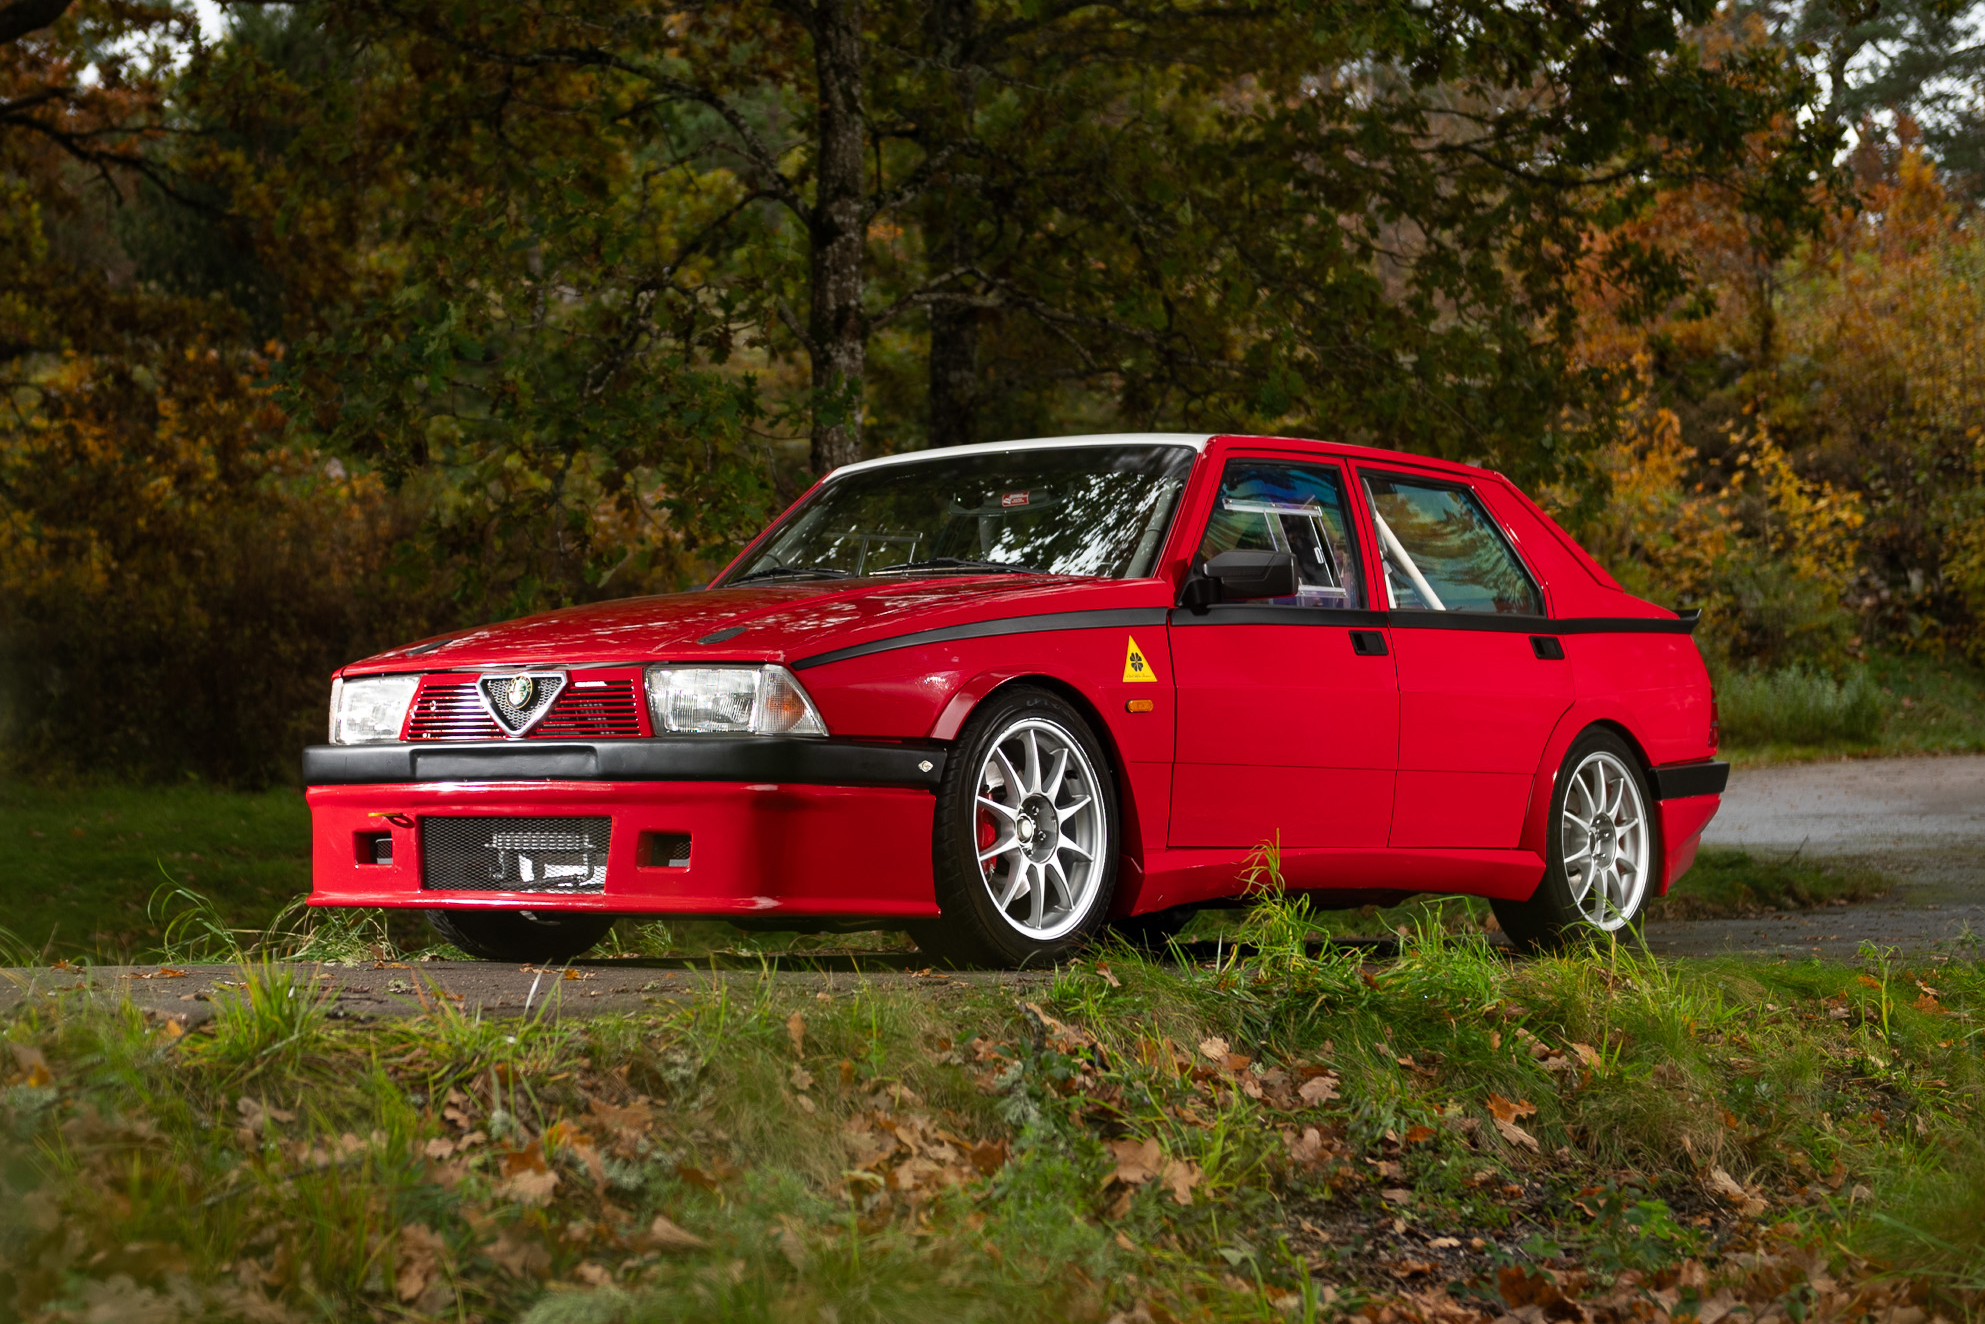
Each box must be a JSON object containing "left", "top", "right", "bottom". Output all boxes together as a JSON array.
[
  {"left": 1718, "top": 664, "right": 1888, "bottom": 747},
  {"left": 1651, "top": 846, "right": 1891, "bottom": 919}
]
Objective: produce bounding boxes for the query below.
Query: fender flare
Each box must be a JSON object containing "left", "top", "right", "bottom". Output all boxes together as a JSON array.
[
  {"left": 1516, "top": 700, "right": 1663, "bottom": 897},
  {"left": 923, "top": 668, "right": 1152, "bottom": 908}
]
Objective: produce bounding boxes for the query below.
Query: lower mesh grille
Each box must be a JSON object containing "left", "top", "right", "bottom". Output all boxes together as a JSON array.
[{"left": 419, "top": 816, "right": 611, "bottom": 892}]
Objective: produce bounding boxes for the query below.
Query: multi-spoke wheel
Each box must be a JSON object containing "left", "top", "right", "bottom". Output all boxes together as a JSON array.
[
  {"left": 1558, "top": 749, "right": 1650, "bottom": 930},
  {"left": 916, "top": 687, "right": 1118, "bottom": 966},
  {"left": 1492, "top": 728, "right": 1660, "bottom": 952}
]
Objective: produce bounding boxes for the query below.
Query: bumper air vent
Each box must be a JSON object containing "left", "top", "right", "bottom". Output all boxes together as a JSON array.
[{"left": 419, "top": 816, "right": 611, "bottom": 893}]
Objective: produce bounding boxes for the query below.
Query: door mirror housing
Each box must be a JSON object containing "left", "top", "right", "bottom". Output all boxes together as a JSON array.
[{"left": 1200, "top": 549, "right": 1300, "bottom": 601}]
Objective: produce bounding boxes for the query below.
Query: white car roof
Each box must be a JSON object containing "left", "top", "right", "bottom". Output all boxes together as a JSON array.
[{"left": 829, "top": 432, "right": 1215, "bottom": 479}]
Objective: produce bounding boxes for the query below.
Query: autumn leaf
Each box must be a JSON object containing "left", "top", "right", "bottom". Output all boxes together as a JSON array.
[
  {"left": 787, "top": 1010, "right": 806, "bottom": 1057},
  {"left": 1707, "top": 1166, "right": 1770, "bottom": 1216},
  {"left": 1298, "top": 1074, "right": 1340, "bottom": 1105},
  {"left": 395, "top": 1224, "right": 447, "bottom": 1303},
  {"left": 1109, "top": 1137, "right": 1163, "bottom": 1185},
  {"left": 1486, "top": 1094, "right": 1540, "bottom": 1151},
  {"left": 1095, "top": 962, "right": 1121, "bottom": 988},
  {"left": 641, "top": 1214, "right": 709, "bottom": 1252},
  {"left": 1197, "top": 1036, "right": 1231, "bottom": 1062},
  {"left": 485, "top": 1226, "right": 552, "bottom": 1279},
  {"left": 1161, "top": 1158, "right": 1203, "bottom": 1206}
]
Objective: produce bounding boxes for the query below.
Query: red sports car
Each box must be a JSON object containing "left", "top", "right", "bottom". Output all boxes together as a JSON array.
[{"left": 307, "top": 433, "right": 1726, "bottom": 965}]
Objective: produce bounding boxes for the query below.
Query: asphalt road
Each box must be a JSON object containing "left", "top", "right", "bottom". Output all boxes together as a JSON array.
[{"left": 1640, "top": 753, "right": 1985, "bottom": 960}]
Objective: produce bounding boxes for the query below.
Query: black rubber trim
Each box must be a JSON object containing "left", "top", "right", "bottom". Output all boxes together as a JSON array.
[
  {"left": 302, "top": 739, "right": 946, "bottom": 788},
  {"left": 1167, "top": 605, "right": 1696, "bottom": 634},
  {"left": 1652, "top": 760, "right": 1729, "bottom": 800},
  {"left": 1170, "top": 605, "right": 1390, "bottom": 627},
  {"left": 790, "top": 607, "right": 1170, "bottom": 670},
  {"left": 1386, "top": 610, "right": 1698, "bottom": 635}
]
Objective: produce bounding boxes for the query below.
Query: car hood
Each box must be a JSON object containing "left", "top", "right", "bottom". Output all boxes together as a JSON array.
[{"left": 340, "top": 575, "right": 1166, "bottom": 675}]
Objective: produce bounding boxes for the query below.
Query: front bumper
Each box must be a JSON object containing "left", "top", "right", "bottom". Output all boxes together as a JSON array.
[{"left": 305, "top": 738, "right": 945, "bottom": 917}]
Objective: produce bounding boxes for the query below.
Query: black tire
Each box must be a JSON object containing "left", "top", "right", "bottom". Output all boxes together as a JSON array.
[
  {"left": 426, "top": 909, "right": 616, "bottom": 963},
  {"left": 911, "top": 686, "right": 1119, "bottom": 968},
  {"left": 1109, "top": 906, "right": 1198, "bottom": 951},
  {"left": 1492, "top": 727, "right": 1661, "bottom": 953}
]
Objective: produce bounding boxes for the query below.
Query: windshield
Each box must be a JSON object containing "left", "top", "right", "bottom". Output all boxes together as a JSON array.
[{"left": 722, "top": 445, "right": 1197, "bottom": 584}]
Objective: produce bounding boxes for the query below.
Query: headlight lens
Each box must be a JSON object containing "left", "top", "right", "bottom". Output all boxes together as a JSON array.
[
  {"left": 643, "top": 665, "right": 828, "bottom": 736},
  {"left": 329, "top": 674, "right": 420, "bottom": 744}
]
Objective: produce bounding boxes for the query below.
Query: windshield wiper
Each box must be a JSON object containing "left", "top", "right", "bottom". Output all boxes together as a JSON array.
[
  {"left": 870, "top": 557, "right": 1043, "bottom": 576},
  {"left": 727, "top": 564, "right": 855, "bottom": 585}
]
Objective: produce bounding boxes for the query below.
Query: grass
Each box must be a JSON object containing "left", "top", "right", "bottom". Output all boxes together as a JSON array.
[
  {"left": 0, "top": 780, "right": 312, "bottom": 960},
  {"left": 1, "top": 908, "right": 1979, "bottom": 1322},
  {"left": 1723, "top": 653, "right": 1985, "bottom": 763},
  {"left": 1648, "top": 846, "right": 1894, "bottom": 920}
]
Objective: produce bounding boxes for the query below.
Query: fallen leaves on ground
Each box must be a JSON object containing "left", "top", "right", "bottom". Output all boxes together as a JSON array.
[{"left": 1486, "top": 1093, "right": 1540, "bottom": 1151}]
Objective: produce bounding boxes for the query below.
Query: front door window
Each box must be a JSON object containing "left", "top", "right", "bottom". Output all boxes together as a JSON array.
[{"left": 1201, "top": 461, "right": 1366, "bottom": 609}]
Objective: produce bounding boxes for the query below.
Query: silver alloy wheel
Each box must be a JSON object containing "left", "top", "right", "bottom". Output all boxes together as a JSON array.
[
  {"left": 1559, "top": 750, "right": 1650, "bottom": 930},
  {"left": 972, "top": 717, "right": 1108, "bottom": 940}
]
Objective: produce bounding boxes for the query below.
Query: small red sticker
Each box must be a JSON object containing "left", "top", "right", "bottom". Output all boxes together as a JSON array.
[{"left": 1000, "top": 491, "right": 1030, "bottom": 508}]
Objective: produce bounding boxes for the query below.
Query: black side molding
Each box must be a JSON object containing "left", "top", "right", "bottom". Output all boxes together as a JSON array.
[
  {"left": 303, "top": 739, "right": 946, "bottom": 789},
  {"left": 1652, "top": 760, "right": 1729, "bottom": 800}
]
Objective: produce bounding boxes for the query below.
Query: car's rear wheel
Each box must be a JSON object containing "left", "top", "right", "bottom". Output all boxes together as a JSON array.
[
  {"left": 427, "top": 909, "right": 616, "bottom": 964},
  {"left": 913, "top": 687, "right": 1118, "bottom": 967},
  {"left": 1492, "top": 728, "right": 1659, "bottom": 952}
]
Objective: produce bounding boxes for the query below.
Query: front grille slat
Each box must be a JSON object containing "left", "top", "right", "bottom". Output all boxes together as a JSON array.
[
  {"left": 403, "top": 677, "right": 645, "bottom": 741},
  {"left": 420, "top": 815, "right": 611, "bottom": 892}
]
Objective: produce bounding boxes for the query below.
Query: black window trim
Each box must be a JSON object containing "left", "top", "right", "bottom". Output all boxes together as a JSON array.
[
  {"left": 1192, "top": 453, "right": 1376, "bottom": 616},
  {"left": 1354, "top": 465, "right": 1546, "bottom": 618}
]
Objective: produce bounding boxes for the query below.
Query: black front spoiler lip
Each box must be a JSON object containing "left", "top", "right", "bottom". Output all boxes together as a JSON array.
[{"left": 302, "top": 739, "right": 946, "bottom": 789}]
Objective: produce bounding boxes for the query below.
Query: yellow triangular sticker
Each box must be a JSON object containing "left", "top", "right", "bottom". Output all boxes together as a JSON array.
[{"left": 1122, "top": 635, "right": 1156, "bottom": 683}]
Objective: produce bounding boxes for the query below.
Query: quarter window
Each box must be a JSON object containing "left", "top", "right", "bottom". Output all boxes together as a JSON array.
[
  {"left": 1198, "top": 461, "right": 1365, "bottom": 609},
  {"left": 1361, "top": 473, "right": 1541, "bottom": 614}
]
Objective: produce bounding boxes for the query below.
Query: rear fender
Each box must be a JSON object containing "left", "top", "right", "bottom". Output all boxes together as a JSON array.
[{"left": 1518, "top": 701, "right": 1667, "bottom": 897}]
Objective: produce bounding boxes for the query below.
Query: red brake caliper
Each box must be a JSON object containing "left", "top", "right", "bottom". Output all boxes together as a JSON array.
[{"left": 977, "top": 809, "right": 997, "bottom": 874}]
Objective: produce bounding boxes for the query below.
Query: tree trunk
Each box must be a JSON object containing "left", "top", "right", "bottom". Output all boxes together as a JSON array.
[
  {"left": 923, "top": 0, "right": 979, "bottom": 450},
  {"left": 807, "top": 0, "right": 868, "bottom": 474}
]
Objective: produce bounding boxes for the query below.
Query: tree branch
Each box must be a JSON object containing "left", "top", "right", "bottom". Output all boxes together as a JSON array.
[{"left": 0, "top": 0, "right": 71, "bottom": 46}]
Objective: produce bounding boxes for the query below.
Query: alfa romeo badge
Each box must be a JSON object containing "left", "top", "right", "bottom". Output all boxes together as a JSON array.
[{"left": 506, "top": 675, "right": 535, "bottom": 709}]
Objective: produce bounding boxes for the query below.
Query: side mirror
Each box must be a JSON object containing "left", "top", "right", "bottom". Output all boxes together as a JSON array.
[{"left": 1199, "top": 549, "right": 1299, "bottom": 602}]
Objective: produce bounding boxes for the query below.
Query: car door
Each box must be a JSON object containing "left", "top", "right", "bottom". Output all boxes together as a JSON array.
[
  {"left": 1358, "top": 468, "right": 1573, "bottom": 849},
  {"left": 1168, "top": 457, "right": 1399, "bottom": 849}
]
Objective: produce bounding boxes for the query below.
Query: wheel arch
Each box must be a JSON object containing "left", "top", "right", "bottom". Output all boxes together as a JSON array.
[
  {"left": 930, "top": 670, "right": 1148, "bottom": 886},
  {"left": 1518, "top": 703, "right": 1665, "bottom": 888}
]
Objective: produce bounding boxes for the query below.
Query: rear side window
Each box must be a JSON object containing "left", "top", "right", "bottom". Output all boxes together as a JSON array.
[
  {"left": 1361, "top": 472, "right": 1541, "bottom": 615},
  {"left": 1198, "top": 460, "right": 1366, "bottom": 609}
]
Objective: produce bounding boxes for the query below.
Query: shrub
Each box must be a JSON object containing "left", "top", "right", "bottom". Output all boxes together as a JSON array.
[{"left": 1717, "top": 664, "right": 1886, "bottom": 746}]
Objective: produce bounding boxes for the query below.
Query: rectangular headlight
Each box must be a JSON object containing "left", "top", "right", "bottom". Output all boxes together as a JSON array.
[
  {"left": 329, "top": 674, "right": 420, "bottom": 744},
  {"left": 643, "top": 665, "right": 828, "bottom": 736}
]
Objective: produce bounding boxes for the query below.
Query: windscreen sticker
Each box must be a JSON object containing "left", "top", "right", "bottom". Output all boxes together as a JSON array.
[
  {"left": 1000, "top": 491, "right": 1030, "bottom": 508},
  {"left": 1122, "top": 636, "right": 1157, "bottom": 683}
]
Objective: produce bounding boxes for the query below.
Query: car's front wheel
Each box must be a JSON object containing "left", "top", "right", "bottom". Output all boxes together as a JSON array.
[
  {"left": 427, "top": 909, "right": 616, "bottom": 964},
  {"left": 913, "top": 687, "right": 1118, "bottom": 967},
  {"left": 1492, "top": 728, "right": 1660, "bottom": 952}
]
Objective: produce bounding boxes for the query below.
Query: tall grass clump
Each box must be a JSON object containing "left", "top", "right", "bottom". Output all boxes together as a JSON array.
[{"left": 1718, "top": 663, "right": 1885, "bottom": 746}]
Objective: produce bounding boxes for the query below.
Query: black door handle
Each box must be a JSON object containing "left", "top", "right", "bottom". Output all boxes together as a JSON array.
[
  {"left": 1349, "top": 630, "right": 1388, "bottom": 657},
  {"left": 1530, "top": 635, "right": 1565, "bottom": 660}
]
